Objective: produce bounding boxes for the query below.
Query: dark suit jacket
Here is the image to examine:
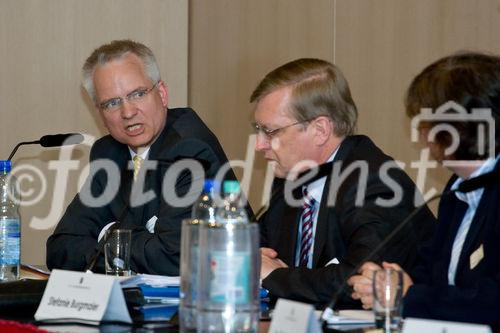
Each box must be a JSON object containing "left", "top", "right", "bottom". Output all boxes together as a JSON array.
[
  {"left": 46, "top": 108, "right": 235, "bottom": 275},
  {"left": 404, "top": 159, "right": 500, "bottom": 327},
  {"left": 259, "top": 135, "right": 436, "bottom": 306}
]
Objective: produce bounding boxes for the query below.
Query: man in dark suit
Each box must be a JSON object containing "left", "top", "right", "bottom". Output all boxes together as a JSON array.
[
  {"left": 47, "top": 40, "right": 234, "bottom": 275},
  {"left": 349, "top": 52, "right": 500, "bottom": 328},
  {"left": 251, "top": 58, "right": 435, "bottom": 306}
]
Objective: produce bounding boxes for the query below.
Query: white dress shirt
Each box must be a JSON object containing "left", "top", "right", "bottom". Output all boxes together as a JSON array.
[{"left": 295, "top": 148, "right": 339, "bottom": 268}]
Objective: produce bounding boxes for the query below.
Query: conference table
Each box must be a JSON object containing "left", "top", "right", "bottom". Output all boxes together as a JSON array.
[{"left": 0, "top": 266, "right": 372, "bottom": 332}]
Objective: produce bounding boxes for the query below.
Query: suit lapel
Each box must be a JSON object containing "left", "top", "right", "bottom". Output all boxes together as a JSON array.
[
  {"left": 311, "top": 137, "right": 355, "bottom": 267},
  {"left": 312, "top": 175, "right": 332, "bottom": 267},
  {"left": 119, "top": 164, "right": 141, "bottom": 225},
  {"left": 130, "top": 113, "right": 182, "bottom": 227},
  {"left": 278, "top": 204, "right": 301, "bottom": 266},
  {"left": 110, "top": 144, "right": 133, "bottom": 222}
]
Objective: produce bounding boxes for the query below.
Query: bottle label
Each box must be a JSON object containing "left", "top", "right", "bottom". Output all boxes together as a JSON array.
[
  {"left": 208, "top": 250, "right": 250, "bottom": 304},
  {"left": 0, "top": 218, "right": 20, "bottom": 265}
]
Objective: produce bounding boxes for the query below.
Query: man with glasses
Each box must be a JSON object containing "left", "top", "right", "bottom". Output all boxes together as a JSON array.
[
  {"left": 47, "top": 40, "right": 235, "bottom": 275},
  {"left": 252, "top": 58, "right": 435, "bottom": 306}
]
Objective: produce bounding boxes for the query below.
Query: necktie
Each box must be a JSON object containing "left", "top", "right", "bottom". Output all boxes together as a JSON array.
[
  {"left": 133, "top": 155, "right": 143, "bottom": 181},
  {"left": 299, "top": 188, "right": 316, "bottom": 267}
]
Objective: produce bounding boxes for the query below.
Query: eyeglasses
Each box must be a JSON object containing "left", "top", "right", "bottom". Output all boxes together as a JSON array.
[
  {"left": 98, "top": 81, "right": 160, "bottom": 111},
  {"left": 251, "top": 120, "right": 311, "bottom": 139}
]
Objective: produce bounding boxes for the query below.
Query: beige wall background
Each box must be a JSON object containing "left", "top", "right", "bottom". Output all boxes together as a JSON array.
[
  {"left": 189, "top": 0, "right": 500, "bottom": 213},
  {"left": 0, "top": 0, "right": 188, "bottom": 265},
  {"left": 1, "top": 0, "right": 500, "bottom": 265}
]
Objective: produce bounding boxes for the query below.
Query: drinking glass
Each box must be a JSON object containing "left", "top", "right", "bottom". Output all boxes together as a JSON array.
[
  {"left": 372, "top": 268, "right": 403, "bottom": 332},
  {"left": 104, "top": 229, "right": 131, "bottom": 276}
]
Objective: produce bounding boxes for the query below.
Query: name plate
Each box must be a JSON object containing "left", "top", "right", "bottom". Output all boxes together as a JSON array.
[
  {"left": 269, "top": 298, "right": 321, "bottom": 333},
  {"left": 35, "top": 269, "right": 132, "bottom": 324},
  {"left": 403, "top": 318, "right": 492, "bottom": 333}
]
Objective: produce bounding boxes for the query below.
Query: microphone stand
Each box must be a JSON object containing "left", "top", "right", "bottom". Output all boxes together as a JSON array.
[
  {"left": 318, "top": 164, "right": 499, "bottom": 325},
  {"left": 319, "top": 191, "right": 446, "bottom": 325},
  {"left": 7, "top": 133, "right": 84, "bottom": 161},
  {"left": 8, "top": 140, "right": 41, "bottom": 161}
]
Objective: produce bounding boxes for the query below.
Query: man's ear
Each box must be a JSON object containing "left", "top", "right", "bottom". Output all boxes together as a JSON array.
[
  {"left": 311, "top": 116, "right": 333, "bottom": 145},
  {"left": 157, "top": 80, "right": 169, "bottom": 108}
]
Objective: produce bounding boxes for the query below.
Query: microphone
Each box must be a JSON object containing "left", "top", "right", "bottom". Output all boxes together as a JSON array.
[
  {"left": 319, "top": 166, "right": 498, "bottom": 324},
  {"left": 7, "top": 133, "right": 83, "bottom": 160},
  {"left": 39, "top": 133, "right": 84, "bottom": 147},
  {"left": 319, "top": 192, "right": 444, "bottom": 324}
]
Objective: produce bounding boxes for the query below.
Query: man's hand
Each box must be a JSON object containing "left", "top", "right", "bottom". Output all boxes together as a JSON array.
[
  {"left": 381, "top": 262, "right": 413, "bottom": 295},
  {"left": 348, "top": 261, "right": 414, "bottom": 309},
  {"left": 347, "top": 262, "right": 381, "bottom": 309},
  {"left": 261, "top": 247, "right": 278, "bottom": 258},
  {"left": 260, "top": 247, "right": 287, "bottom": 279}
]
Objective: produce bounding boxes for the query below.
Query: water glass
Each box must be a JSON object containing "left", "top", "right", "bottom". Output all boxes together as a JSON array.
[
  {"left": 104, "top": 229, "right": 131, "bottom": 276},
  {"left": 373, "top": 268, "right": 403, "bottom": 332}
]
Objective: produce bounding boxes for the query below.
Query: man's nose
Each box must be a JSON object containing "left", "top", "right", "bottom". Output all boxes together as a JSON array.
[
  {"left": 255, "top": 133, "right": 270, "bottom": 152},
  {"left": 120, "top": 100, "right": 138, "bottom": 119}
]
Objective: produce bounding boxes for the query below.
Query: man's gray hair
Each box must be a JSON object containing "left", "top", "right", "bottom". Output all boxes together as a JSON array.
[{"left": 82, "top": 39, "right": 161, "bottom": 103}]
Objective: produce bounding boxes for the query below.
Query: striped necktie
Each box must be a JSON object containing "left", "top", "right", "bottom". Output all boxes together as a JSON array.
[
  {"left": 299, "top": 188, "right": 316, "bottom": 267},
  {"left": 133, "top": 155, "right": 143, "bottom": 181}
]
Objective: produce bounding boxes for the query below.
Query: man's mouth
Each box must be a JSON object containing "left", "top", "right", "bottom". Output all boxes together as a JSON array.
[
  {"left": 126, "top": 124, "right": 143, "bottom": 134},
  {"left": 127, "top": 124, "right": 141, "bottom": 132}
]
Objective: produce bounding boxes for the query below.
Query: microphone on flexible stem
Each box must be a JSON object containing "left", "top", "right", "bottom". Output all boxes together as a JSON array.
[
  {"left": 7, "top": 133, "right": 84, "bottom": 161},
  {"left": 319, "top": 169, "right": 498, "bottom": 325}
]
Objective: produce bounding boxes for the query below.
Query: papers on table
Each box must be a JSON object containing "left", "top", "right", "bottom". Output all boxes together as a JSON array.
[
  {"left": 120, "top": 274, "right": 180, "bottom": 288},
  {"left": 20, "top": 264, "right": 51, "bottom": 280},
  {"left": 120, "top": 274, "right": 180, "bottom": 321},
  {"left": 317, "top": 309, "right": 375, "bottom": 325}
]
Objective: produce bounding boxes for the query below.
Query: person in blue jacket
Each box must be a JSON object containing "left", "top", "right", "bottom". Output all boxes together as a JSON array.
[{"left": 348, "top": 52, "right": 500, "bottom": 327}]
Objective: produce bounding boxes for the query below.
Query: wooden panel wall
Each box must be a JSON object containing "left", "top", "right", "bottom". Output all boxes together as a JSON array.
[
  {"left": 335, "top": 0, "right": 500, "bottom": 203},
  {"left": 189, "top": 0, "right": 500, "bottom": 213},
  {"left": 189, "top": 0, "right": 335, "bottom": 209},
  {"left": 0, "top": 0, "right": 188, "bottom": 265}
]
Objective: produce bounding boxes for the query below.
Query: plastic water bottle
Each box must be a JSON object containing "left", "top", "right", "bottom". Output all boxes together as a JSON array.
[
  {"left": 191, "top": 179, "right": 219, "bottom": 222},
  {"left": 180, "top": 179, "right": 220, "bottom": 332},
  {"left": 197, "top": 180, "right": 260, "bottom": 333},
  {"left": 0, "top": 160, "right": 20, "bottom": 282}
]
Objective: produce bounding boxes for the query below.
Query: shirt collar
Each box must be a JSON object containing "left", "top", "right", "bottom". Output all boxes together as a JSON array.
[
  {"left": 128, "top": 146, "right": 150, "bottom": 160},
  {"left": 305, "top": 147, "right": 340, "bottom": 203}
]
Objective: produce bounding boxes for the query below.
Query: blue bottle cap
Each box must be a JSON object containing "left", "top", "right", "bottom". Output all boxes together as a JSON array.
[
  {"left": 0, "top": 160, "right": 11, "bottom": 173},
  {"left": 223, "top": 180, "right": 240, "bottom": 194},
  {"left": 203, "top": 179, "right": 221, "bottom": 193}
]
